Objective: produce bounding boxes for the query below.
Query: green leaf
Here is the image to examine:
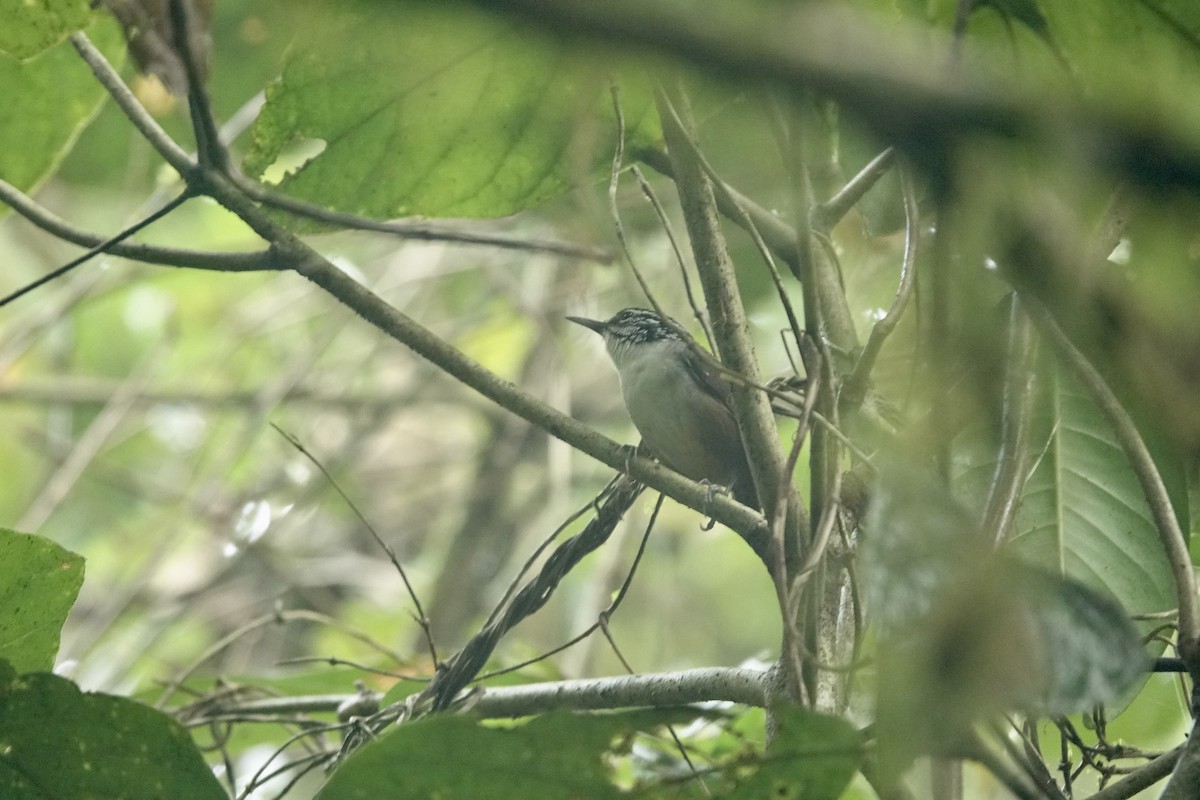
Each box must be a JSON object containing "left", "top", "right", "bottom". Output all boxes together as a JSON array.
[
  {"left": 1034, "top": 0, "right": 1200, "bottom": 139},
  {"left": 0, "top": 0, "right": 94, "bottom": 59},
  {"left": 1013, "top": 367, "right": 1176, "bottom": 619},
  {"left": 1014, "top": 566, "right": 1150, "bottom": 714},
  {"left": 864, "top": 465, "right": 1149, "bottom": 775},
  {"left": 316, "top": 712, "right": 624, "bottom": 799},
  {"left": 0, "top": 529, "right": 84, "bottom": 673},
  {"left": 0, "top": 15, "right": 124, "bottom": 195},
  {"left": 0, "top": 670, "right": 226, "bottom": 800},
  {"left": 246, "top": 3, "right": 658, "bottom": 219},
  {"left": 729, "top": 707, "right": 861, "bottom": 800}
]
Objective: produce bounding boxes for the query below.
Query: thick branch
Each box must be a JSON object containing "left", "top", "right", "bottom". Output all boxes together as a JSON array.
[
  {"left": 656, "top": 88, "right": 802, "bottom": 567},
  {"left": 184, "top": 667, "right": 767, "bottom": 722}
]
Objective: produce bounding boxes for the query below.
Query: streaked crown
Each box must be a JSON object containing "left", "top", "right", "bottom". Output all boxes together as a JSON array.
[{"left": 567, "top": 307, "right": 683, "bottom": 342}]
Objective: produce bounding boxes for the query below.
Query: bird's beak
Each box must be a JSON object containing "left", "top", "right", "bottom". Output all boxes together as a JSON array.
[{"left": 566, "top": 315, "right": 606, "bottom": 335}]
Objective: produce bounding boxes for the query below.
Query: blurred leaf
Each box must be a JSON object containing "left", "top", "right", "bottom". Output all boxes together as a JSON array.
[
  {"left": 1035, "top": 0, "right": 1200, "bottom": 136},
  {"left": 0, "top": 669, "right": 225, "bottom": 800},
  {"left": 316, "top": 712, "right": 625, "bottom": 799},
  {"left": 865, "top": 465, "right": 1149, "bottom": 775},
  {"left": 245, "top": 2, "right": 659, "bottom": 219},
  {"left": 0, "top": 15, "right": 124, "bottom": 195},
  {"left": 0, "top": 0, "right": 94, "bottom": 59},
  {"left": 1014, "top": 565, "right": 1149, "bottom": 713},
  {"left": 0, "top": 529, "right": 84, "bottom": 673},
  {"left": 729, "top": 707, "right": 861, "bottom": 800}
]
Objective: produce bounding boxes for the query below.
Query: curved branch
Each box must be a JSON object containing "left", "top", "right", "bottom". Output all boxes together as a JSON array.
[{"left": 0, "top": 179, "right": 272, "bottom": 272}]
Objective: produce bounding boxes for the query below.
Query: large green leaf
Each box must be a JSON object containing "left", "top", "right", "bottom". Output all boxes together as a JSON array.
[
  {"left": 1034, "top": 0, "right": 1200, "bottom": 137},
  {"left": 1012, "top": 367, "right": 1177, "bottom": 618},
  {"left": 245, "top": 3, "right": 658, "bottom": 220},
  {"left": 316, "top": 712, "right": 623, "bottom": 799},
  {"left": 0, "top": 0, "right": 93, "bottom": 59},
  {"left": 729, "top": 707, "right": 861, "bottom": 799},
  {"left": 0, "top": 15, "right": 123, "bottom": 195},
  {"left": 0, "top": 667, "right": 226, "bottom": 800},
  {"left": 864, "top": 465, "right": 1150, "bottom": 776},
  {"left": 0, "top": 529, "right": 84, "bottom": 673}
]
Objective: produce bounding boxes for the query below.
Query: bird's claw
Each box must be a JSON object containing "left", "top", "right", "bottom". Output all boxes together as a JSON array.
[{"left": 698, "top": 479, "right": 732, "bottom": 530}]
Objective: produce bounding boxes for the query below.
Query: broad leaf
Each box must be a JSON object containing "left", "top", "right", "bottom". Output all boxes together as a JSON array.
[
  {"left": 1012, "top": 367, "right": 1177, "bottom": 619},
  {"left": 0, "top": 529, "right": 84, "bottom": 673},
  {"left": 246, "top": 3, "right": 658, "bottom": 220},
  {"left": 0, "top": 16, "right": 124, "bottom": 195},
  {"left": 0, "top": 668, "right": 225, "bottom": 800},
  {"left": 0, "top": 0, "right": 93, "bottom": 59},
  {"left": 316, "top": 712, "right": 623, "bottom": 799},
  {"left": 730, "top": 707, "right": 861, "bottom": 799},
  {"left": 864, "top": 465, "right": 1149, "bottom": 774}
]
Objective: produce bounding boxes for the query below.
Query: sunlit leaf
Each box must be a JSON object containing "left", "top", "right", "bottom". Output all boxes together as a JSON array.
[
  {"left": 0, "top": 15, "right": 124, "bottom": 195},
  {"left": 245, "top": 3, "right": 658, "bottom": 219},
  {"left": 0, "top": 529, "right": 84, "bottom": 673},
  {"left": 0, "top": 0, "right": 94, "bottom": 59}
]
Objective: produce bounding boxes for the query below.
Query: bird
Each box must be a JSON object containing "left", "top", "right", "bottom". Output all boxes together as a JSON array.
[{"left": 567, "top": 308, "right": 759, "bottom": 510}]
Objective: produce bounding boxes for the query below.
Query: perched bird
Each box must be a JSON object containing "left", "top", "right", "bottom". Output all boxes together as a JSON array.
[{"left": 568, "top": 308, "right": 759, "bottom": 509}]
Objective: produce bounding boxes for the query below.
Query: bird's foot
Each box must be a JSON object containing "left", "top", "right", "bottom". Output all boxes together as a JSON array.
[{"left": 698, "top": 479, "right": 732, "bottom": 530}]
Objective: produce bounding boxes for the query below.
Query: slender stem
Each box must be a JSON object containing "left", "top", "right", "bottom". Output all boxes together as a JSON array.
[
  {"left": 0, "top": 179, "right": 272, "bottom": 271},
  {"left": 843, "top": 162, "right": 918, "bottom": 406},
  {"left": 235, "top": 175, "right": 613, "bottom": 261},
  {"left": 0, "top": 190, "right": 193, "bottom": 308},
  {"left": 980, "top": 299, "right": 1036, "bottom": 546},
  {"left": 813, "top": 147, "right": 895, "bottom": 231},
  {"left": 70, "top": 33, "right": 196, "bottom": 177}
]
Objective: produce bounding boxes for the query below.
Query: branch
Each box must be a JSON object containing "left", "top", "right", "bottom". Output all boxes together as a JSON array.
[
  {"left": 0, "top": 179, "right": 272, "bottom": 272},
  {"left": 812, "top": 147, "right": 896, "bottom": 231},
  {"left": 67, "top": 32, "right": 772, "bottom": 560},
  {"left": 70, "top": 32, "right": 196, "bottom": 177},
  {"left": 184, "top": 667, "right": 767, "bottom": 722},
  {"left": 655, "top": 87, "right": 802, "bottom": 567},
  {"left": 1089, "top": 745, "right": 1181, "bottom": 800},
  {"left": 469, "top": 667, "right": 766, "bottom": 717},
  {"left": 234, "top": 176, "right": 613, "bottom": 262}
]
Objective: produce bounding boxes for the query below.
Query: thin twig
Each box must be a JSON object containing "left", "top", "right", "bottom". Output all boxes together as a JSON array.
[
  {"left": 812, "top": 148, "right": 896, "bottom": 231},
  {"left": 0, "top": 190, "right": 194, "bottom": 308},
  {"left": 843, "top": 163, "right": 919, "bottom": 407},
  {"left": 71, "top": 32, "right": 196, "bottom": 176},
  {"left": 0, "top": 179, "right": 271, "bottom": 271},
  {"left": 236, "top": 175, "right": 613, "bottom": 261},
  {"left": 271, "top": 424, "right": 438, "bottom": 667},
  {"left": 630, "top": 164, "right": 714, "bottom": 349}
]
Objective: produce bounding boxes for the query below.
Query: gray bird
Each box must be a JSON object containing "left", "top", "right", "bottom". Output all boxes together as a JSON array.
[{"left": 568, "top": 308, "right": 759, "bottom": 510}]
